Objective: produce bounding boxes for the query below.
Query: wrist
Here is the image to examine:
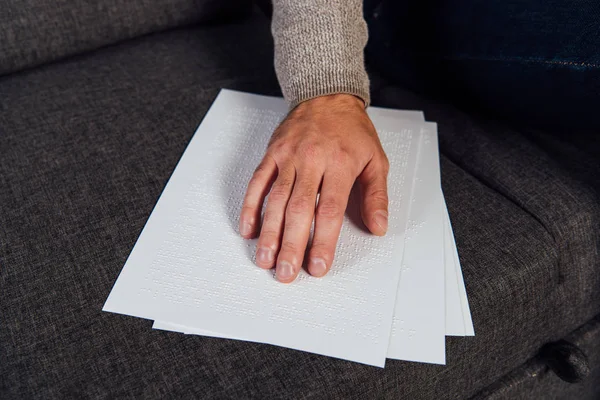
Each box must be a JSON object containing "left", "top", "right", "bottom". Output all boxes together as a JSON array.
[{"left": 297, "top": 93, "right": 365, "bottom": 112}]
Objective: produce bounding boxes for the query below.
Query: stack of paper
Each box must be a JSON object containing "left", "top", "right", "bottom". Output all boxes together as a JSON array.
[{"left": 103, "top": 89, "right": 474, "bottom": 367}]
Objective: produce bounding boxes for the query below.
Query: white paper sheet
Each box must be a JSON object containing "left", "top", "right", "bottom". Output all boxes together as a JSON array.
[
  {"left": 103, "top": 89, "right": 423, "bottom": 367},
  {"left": 444, "top": 200, "right": 475, "bottom": 336},
  {"left": 371, "top": 109, "right": 472, "bottom": 337},
  {"left": 386, "top": 123, "right": 446, "bottom": 364},
  {"left": 444, "top": 199, "right": 467, "bottom": 336},
  {"left": 153, "top": 122, "right": 467, "bottom": 361},
  {"left": 154, "top": 195, "right": 473, "bottom": 345}
]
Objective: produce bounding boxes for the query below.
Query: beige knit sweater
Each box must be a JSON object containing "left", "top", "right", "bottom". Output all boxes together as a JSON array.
[{"left": 272, "top": 0, "right": 370, "bottom": 108}]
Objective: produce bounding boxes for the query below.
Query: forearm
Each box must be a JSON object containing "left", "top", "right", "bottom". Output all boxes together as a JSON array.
[{"left": 271, "top": 0, "right": 370, "bottom": 108}]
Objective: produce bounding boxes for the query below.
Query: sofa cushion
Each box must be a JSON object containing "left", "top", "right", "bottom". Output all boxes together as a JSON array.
[
  {"left": 0, "top": 0, "right": 252, "bottom": 77},
  {"left": 375, "top": 85, "right": 600, "bottom": 332},
  {"left": 0, "top": 10, "right": 589, "bottom": 399},
  {"left": 471, "top": 314, "right": 600, "bottom": 399}
]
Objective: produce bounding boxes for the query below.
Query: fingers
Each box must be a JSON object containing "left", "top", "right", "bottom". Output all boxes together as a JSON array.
[
  {"left": 248, "top": 150, "right": 389, "bottom": 283},
  {"left": 359, "top": 157, "right": 390, "bottom": 236},
  {"left": 239, "top": 156, "right": 277, "bottom": 239},
  {"left": 275, "top": 168, "right": 322, "bottom": 283},
  {"left": 308, "top": 172, "right": 354, "bottom": 277},
  {"left": 255, "top": 164, "right": 296, "bottom": 269}
]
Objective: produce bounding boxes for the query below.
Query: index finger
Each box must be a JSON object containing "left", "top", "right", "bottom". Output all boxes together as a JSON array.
[{"left": 239, "top": 156, "right": 277, "bottom": 239}]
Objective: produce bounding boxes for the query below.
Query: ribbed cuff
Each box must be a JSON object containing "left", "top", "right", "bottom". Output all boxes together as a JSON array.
[{"left": 286, "top": 69, "right": 371, "bottom": 109}]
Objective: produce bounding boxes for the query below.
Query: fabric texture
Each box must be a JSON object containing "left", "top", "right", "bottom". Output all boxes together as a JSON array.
[
  {"left": 2, "top": 11, "right": 599, "bottom": 399},
  {"left": 471, "top": 314, "right": 600, "bottom": 400},
  {"left": 0, "top": 0, "right": 372, "bottom": 108},
  {"left": 374, "top": 83, "right": 600, "bottom": 330},
  {"left": 0, "top": 0, "right": 253, "bottom": 77},
  {"left": 271, "top": 0, "right": 371, "bottom": 107}
]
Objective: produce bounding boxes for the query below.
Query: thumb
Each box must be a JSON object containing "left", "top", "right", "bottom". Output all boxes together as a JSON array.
[{"left": 358, "top": 158, "right": 389, "bottom": 236}]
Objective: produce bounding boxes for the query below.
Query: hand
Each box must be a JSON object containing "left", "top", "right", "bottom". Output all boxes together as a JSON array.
[{"left": 239, "top": 94, "right": 390, "bottom": 283}]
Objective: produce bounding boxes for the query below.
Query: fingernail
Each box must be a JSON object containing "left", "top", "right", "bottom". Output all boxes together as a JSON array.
[
  {"left": 309, "top": 257, "right": 327, "bottom": 277},
  {"left": 374, "top": 210, "right": 388, "bottom": 233},
  {"left": 276, "top": 261, "right": 295, "bottom": 282},
  {"left": 256, "top": 247, "right": 274, "bottom": 264},
  {"left": 239, "top": 220, "right": 252, "bottom": 236}
]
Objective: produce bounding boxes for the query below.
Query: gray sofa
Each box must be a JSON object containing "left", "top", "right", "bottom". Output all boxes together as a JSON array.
[{"left": 1, "top": 2, "right": 599, "bottom": 399}]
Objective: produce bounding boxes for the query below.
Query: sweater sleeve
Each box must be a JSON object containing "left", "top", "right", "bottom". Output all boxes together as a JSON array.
[{"left": 271, "top": 0, "right": 370, "bottom": 108}]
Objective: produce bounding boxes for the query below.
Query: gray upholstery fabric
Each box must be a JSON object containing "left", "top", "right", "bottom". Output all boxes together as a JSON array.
[
  {"left": 1, "top": 10, "right": 598, "bottom": 399},
  {"left": 472, "top": 314, "right": 600, "bottom": 399},
  {"left": 375, "top": 86, "right": 600, "bottom": 330},
  {"left": 0, "top": 0, "right": 252, "bottom": 76}
]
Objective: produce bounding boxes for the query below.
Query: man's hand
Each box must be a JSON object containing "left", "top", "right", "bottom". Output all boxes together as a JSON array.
[{"left": 239, "top": 94, "right": 389, "bottom": 283}]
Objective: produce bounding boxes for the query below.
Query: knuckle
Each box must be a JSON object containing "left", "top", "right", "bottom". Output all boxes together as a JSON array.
[
  {"left": 316, "top": 199, "right": 343, "bottom": 219},
  {"left": 278, "top": 173, "right": 296, "bottom": 188},
  {"left": 258, "top": 229, "right": 280, "bottom": 246},
  {"left": 370, "top": 151, "right": 390, "bottom": 174},
  {"left": 249, "top": 160, "right": 271, "bottom": 185},
  {"left": 280, "top": 239, "right": 300, "bottom": 254},
  {"left": 248, "top": 173, "right": 264, "bottom": 188},
  {"left": 331, "top": 148, "right": 351, "bottom": 167},
  {"left": 381, "top": 155, "right": 390, "bottom": 171},
  {"left": 368, "top": 188, "right": 389, "bottom": 204},
  {"left": 296, "top": 177, "right": 318, "bottom": 197},
  {"left": 268, "top": 186, "right": 289, "bottom": 203},
  {"left": 268, "top": 175, "right": 294, "bottom": 202},
  {"left": 287, "top": 196, "right": 315, "bottom": 216},
  {"left": 310, "top": 243, "right": 333, "bottom": 259},
  {"left": 268, "top": 140, "right": 291, "bottom": 158},
  {"left": 268, "top": 126, "right": 285, "bottom": 143},
  {"left": 240, "top": 205, "right": 256, "bottom": 216},
  {"left": 262, "top": 209, "right": 284, "bottom": 227},
  {"left": 254, "top": 159, "right": 269, "bottom": 175}
]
